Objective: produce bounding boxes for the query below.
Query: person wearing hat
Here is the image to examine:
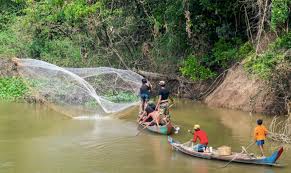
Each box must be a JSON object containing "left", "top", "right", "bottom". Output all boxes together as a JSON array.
[
  {"left": 188, "top": 124, "right": 209, "bottom": 152},
  {"left": 156, "top": 80, "right": 170, "bottom": 116},
  {"left": 139, "top": 78, "right": 152, "bottom": 114}
]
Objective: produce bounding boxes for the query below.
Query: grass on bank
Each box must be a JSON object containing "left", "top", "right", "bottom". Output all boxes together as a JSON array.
[{"left": 0, "top": 77, "right": 28, "bottom": 102}]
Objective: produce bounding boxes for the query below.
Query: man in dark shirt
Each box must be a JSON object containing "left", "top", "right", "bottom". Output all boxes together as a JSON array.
[
  {"left": 139, "top": 78, "right": 152, "bottom": 113},
  {"left": 156, "top": 81, "right": 170, "bottom": 116}
]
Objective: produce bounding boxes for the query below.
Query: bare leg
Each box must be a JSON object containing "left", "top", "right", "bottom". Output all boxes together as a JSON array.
[
  {"left": 143, "top": 101, "right": 148, "bottom": 112},
  {"left": 259, "top": 145, "right": 264, "bottom": 157},
  {"left": 139, "top": 103, "right": 142, "bottom": 114},
  {"left": 140, "top": 100, "right": 145, "bottom": 114}
]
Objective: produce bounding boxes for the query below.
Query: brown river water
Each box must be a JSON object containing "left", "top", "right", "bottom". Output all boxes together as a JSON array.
[{"left": 0, "top": 100, "right": 290, "bottom": 173}]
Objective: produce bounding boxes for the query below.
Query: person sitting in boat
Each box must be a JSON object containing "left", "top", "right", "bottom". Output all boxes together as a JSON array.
[
  {"left": 156, "top": 80, "right": 171, "bottom": 116},
  {"left": 188, "top": 124, "right": 209, "bottom": 152},
  {"left": 254, "top": 119, "right": 268, "bottom": 157},
  {"left": 139, "top": 78, "right": 152, "bottom": 114},
  {"left": 139, "top": 105, "right": 166, "bottom": 127},
  {"left": 137, "top": 102, "right": 156, "bottom": 123}
]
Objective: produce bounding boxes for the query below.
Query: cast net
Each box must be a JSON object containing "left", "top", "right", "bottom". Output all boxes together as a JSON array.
[{"left": 14, "top": 58, "right": 143, "bottom": 118}]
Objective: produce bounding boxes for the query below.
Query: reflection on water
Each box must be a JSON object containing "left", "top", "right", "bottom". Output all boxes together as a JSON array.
[{"left": 0, "top": 100, "right": 290, "bottom": 173}]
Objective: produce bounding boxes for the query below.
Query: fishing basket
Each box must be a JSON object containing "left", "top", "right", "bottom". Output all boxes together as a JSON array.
[{"left": 217, "top": 146, "right": 232, "bottom": 156}]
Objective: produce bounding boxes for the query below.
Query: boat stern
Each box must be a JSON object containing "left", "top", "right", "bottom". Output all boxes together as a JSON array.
[{"left": 260, "top": 147, "right": 284, "bottom": 164}]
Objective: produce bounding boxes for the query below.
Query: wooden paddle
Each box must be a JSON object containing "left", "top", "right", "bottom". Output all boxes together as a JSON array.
[{"left": 221, "top": 141, "right": 255, "bottom": 168}]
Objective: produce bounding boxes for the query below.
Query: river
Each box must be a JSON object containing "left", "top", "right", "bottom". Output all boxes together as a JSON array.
[{"left": 0, "top": 100, "right": 290, "bottom": 173}]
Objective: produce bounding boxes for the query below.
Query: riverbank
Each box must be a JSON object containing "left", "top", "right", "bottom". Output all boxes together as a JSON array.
[{"left": 0, "top": 57, "right": 289, "bottom": 115}]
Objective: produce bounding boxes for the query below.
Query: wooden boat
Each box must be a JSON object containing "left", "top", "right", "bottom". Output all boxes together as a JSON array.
[
  {"left": 168, "top": 136, "right": 284, "bottom": 166},
  {"left": 139, "top": 121, "right": 174, "bottom": 135}
]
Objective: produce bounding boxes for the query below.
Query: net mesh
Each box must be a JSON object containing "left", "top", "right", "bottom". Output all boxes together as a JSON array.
[{"left": 14, "top": 58, "right": 143, "bottom": 117}]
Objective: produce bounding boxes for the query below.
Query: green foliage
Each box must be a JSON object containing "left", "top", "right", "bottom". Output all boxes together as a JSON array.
[
  {"left": 273, "top": 32, "right": 291, "bottom": 49},
  {"left": 0, "top": 77, "right": 28, "bottom": 101},
  {"left": 0, "top": 0, "right": 289, "bottom": 85},
  {"left": 271, "top": 0, "right": 289, "bottom": 30},
  {"left": 105, "top": 91, "right": 139, "bottom": 103},
  {"left": 237, "top": 42, "right": 254, "bottom": 59},
  {"left": 202, "top": 39, "right": 253, "bottom": 68},
  {"left": 211, "top": 39, "right": 241, "bottom": 68},
  {"left": 23, "top": 0, "right": 100, "bottom": 24},
  {"left": 180, "top": 55, "right": 216, "bottom": 81},
  {"left": 40, "top": 38, "right": 82, "bottom": 67},
  {"left": 244, "top": 34, "right": 289, "bottom": 79},
  {"left": 244, "top": 53, "right": 280, "bottom": 79},
  {"left": 0, "top": 26, "right": 29, "bottom": 57}
]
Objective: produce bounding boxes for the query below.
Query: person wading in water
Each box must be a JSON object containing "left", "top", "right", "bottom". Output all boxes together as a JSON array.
[{"left": 139, "top": 78, "right": 152, "bottom": 114}]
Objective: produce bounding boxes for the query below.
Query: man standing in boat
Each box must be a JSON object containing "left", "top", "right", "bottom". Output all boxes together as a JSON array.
[
  {"left": 188, "top": 124, "right": 209, "bottom": 152},
  {"left": 254, "top": 119, "right": 268, "bottom": 157},
  {"left": 139, "top": 78, "right": 152, "bottom": 114},
  {"left": 156, "top": 81, "right": 170, "bottom": 116}
]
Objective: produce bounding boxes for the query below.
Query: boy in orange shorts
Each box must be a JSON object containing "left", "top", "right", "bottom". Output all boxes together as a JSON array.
[{"left": 254, "top": 119, "right": 268, "bottom": 157}]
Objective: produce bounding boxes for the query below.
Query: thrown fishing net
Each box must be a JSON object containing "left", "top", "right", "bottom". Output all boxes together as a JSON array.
[{"left": 14, "top": 58, "right": 143, "bottom": 117}]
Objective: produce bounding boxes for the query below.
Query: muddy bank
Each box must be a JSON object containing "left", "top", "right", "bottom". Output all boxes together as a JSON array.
[
  {"left": 137, "top": 65, "right": 289, "bottom": 115},
  {"left": 0, "top": 58, "right": 18, "bottom": 77},
  {"left": 204, "top": 64, "right": 288, "bottom": 115},
  {"left": 0, "top": 58, "right": 42, "bottom": 103},
  {"left": 135, "top": 69, "right": 212, "bottom": 99}
]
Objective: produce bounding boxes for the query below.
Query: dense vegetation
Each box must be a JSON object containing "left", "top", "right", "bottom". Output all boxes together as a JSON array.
[
  {"left": 0, "top": 0, "right": 290, "bottom": 87},
  {"left": 0, "top": 77, "right": 28, "bottom": 101}
]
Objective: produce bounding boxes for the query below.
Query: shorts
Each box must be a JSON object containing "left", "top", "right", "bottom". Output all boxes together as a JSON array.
[
  {"left": 140, "top": 93, "right": 149, "bottom": 102},
  {"left": 193, "top": 144, "right": 207, "bottom": 152},
  {"left": 256, "top": 140, "right": 265, "bottom": 146},
  {"left": 159, "top": 102, "right": 169, "bottom": 115}
]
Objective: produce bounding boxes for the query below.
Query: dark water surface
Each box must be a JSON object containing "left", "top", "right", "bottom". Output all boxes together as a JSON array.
[{"left": 0, "top": 100, "right": 290, "bottom": 173}]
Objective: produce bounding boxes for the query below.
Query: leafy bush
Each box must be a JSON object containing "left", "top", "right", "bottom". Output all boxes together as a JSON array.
[
  {"left": 40, "top": 38, "right": 82, "bottom": 67},
  {"left": 244, "top": 34, "right": 288, "bottom": 79},
  {"left": 237, "top": 42, "right": 254, "bottom": 59},
  {"left": 211, "top": 38, "right": 249, "bottom": 68},
  {"left": 0, "top": 77, "right": 28, "bottom": 101},
  {"left": 180, "top": 55, "right": 216, "bottom": 81},
  {"left": 0, "top": 28, "right": 28, "bottom": 57},
  {"left": 273, "top": 32, "right": 291, "bottom": 49},
  {"left": 271, "top": 0, "right": 289, "bottom": 30}
]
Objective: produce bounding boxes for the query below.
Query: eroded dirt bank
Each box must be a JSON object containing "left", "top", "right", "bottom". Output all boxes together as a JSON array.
[
  {"left": 204, "top": 64, "right": 289, "bottom": 115},
  {"left": 0, "top": 58, "right": 18, "bottom": 77}
]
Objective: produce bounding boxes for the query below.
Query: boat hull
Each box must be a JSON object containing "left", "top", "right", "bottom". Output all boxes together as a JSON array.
[
  {"left": 168, "top": 136, "right": 284, "bottom": 166},
  {"left": 139, "top": 122, "right": 174, "bottom": 135}
]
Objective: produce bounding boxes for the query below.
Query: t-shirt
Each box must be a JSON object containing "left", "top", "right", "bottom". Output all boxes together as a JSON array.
[
  {"left": 192, "top": 129, "right": 208, "bottom": 145},
  {"left": 158, "top": 88, "right": 170, "bottom": 100},
  {"left": 140, "top": 84, "right": 150, "bottom": 95},
  {"left": 254, "top": 125, "right": 268, "bottom": 140}
]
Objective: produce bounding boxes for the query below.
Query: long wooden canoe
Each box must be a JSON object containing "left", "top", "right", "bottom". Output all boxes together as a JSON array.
[
  {"left": 139, "top": 121, "right": 174, "bottom": 135},
  {"left": 168, "top": 136, "right": 284, "bottom": 166}
]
